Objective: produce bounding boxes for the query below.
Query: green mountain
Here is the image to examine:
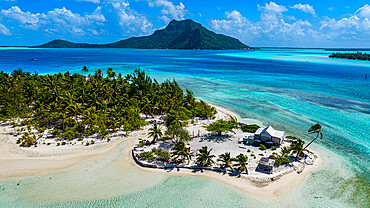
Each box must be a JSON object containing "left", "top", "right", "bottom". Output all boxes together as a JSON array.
[{"left": 33, "top": 19, "right": 251, "bottom": 50}]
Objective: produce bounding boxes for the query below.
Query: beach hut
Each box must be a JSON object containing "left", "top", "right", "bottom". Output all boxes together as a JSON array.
[
  {"left": 254, "top": 126, "right": 285, "bottom": 145},
  {"left": 257, "top": 157, "right": 275, "bottom": 173}
]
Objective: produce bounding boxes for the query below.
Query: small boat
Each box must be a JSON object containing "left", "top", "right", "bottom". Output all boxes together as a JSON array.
[{"left": 30, "top": 58, "right": 37, "bottom": 61}]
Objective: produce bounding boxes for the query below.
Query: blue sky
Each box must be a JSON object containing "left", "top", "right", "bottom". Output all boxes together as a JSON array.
[{"left": 0, "top": 0, "right": 369, "bottom": 47}]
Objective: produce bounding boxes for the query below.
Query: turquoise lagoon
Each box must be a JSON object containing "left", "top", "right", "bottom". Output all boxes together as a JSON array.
[{"left": 0, "top": 48, "right": 369, "bottom": 207}]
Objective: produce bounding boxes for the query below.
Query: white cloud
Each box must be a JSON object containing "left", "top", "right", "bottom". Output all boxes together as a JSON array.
[
  {"left": 85, "top": 6, "right": 106, "bottom": 22},
  {"left": 1, "top": 6, "right": 44, "bottom": 30},
  {"left": 0, "top": 23, "right": 11, "bottom": 35},
  {"left": 210, "top": 2, "right": 370, "bottom": 45},
  {"left": 145, "top": 0, "right": 187, "bottom": 21},
  {"left": 1, "top": 6, "right": 106, "bottom": 35},
  {"left": 0, "top": 2, "right": 154, "bottom": 39},
  {"left": 211, "top": 2, "right": 312, "bottom": 43},
  {"left": 76, "top": 0, "right": 100, "bottom": 3},
  {"left": 258, "top": 1, "right": 287, "bottom": 13},
  {"left": 108, "top": 1, "right": 153, "bottom": 35},
  {"left": 319, "top": 4, "right": 370, "bottom": 41},
  {"left": 291, "top": 3, "right": 316, "bottom": 16}
]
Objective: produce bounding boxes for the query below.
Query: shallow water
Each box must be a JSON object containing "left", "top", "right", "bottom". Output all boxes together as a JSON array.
[{"left": 0, "top": 48, "right": 369, "bottom": 207}]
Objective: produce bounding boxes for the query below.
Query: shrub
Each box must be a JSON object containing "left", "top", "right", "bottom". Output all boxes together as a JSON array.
[
  {"left": 152, "top": 148, "right": 171, "bottom": 162},
  {"left": 240, "top": 124, "right": 260, "bottom": 133},
  {"left": 138, "top": 138, "right": 149, "bottom": 146},
  {"left": 140, "top": 151, "right": 155, "bottom": 161},
  {"left": 206, "top": 119, "right": 235, "bottom": 136},
  {"left": 286, "top": 136, "right": 299, "bottom": 140},
  {"left": 271, "top": 146, "right": 277, "bottom": 150},
  {"left": 56, "top": 143, "right": 60, "bottom": 146},
  {"left": 61, "top": 141, "right": 66, "bottom": 145},
  {"left": 259, "top": 144, "right": 267, "bottom": 150},
  {"left": 47, "top": 143, "right": 51, "bottom": 145},
  {"left": 52, "top": 129, "right": 62, "bottom": 137},
  {"left": 17, "top": 132, "right": 37, "bottom": 147},
  {"left": 247, "top": 149, "right": 251, "bottom": 152},
  {"left": 268, "top": 154, "right": 290, "bottom": 166}
]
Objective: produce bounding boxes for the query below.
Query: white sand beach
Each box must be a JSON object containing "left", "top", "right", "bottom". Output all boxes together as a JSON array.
[{"left": 0, "top": 105, "right": 323, "bottom": 202}]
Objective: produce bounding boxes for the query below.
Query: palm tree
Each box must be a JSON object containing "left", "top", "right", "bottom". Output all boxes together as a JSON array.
[
  {"left": 217, "top": 152, "right": 234, "bottom": 172},
  {"left": 297, "top": 123, "right": 323, "bottom": 157},
  {"left": 148, "top": 122, "right": 163, "bottom": 144},
  {"left": 280, "top": 146, "right": 291, "bottom": 157},
  {"left": 196, "top": 146, "right": 215, "bottom": 166},
  {"left": 171, "top": 140, "right": 191, "bottom": 164},
  {"left": 234, "top": 154, "right": 248, "bottom": 174},
  {"left": 305, "top": 123, "right": 323, "bottom": 149}
]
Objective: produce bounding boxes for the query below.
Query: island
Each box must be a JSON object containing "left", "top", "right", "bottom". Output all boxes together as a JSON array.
[
  {"left": 325, "top": 48, "right": 370, "bottom": 51},
  {"left": 32, "top": 19, "right": 252, "bottom": 50},
  {"left": 329, "top": 52, "right": 370, "bottom": 61},
  {"left": 0, "top": 67, "right": 321, "bottom": 193}
]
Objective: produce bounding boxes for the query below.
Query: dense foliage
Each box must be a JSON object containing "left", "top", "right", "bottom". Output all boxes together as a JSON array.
[
  {"left": 0, "top": 68, "right": 216, "bottom": 144},
  {"left": 206, "top": 119, "right": 236, "bottom": 136},
  {"left": 329, "top": 52, "right": 370, "bottom": 61},
  {"left": 196, "top": 146, "right": 215, "bottom": 166},
  {"left": 240, "top": 124, "right": 260, "bottom": 133}
]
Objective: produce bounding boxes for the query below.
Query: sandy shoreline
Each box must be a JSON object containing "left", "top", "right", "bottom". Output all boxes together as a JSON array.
[
  {"left": 129, "top": 152, "right": 323, "bottom": 200},
  {"left": 0, "top": 104, "right": 324, "bottom": 202}
]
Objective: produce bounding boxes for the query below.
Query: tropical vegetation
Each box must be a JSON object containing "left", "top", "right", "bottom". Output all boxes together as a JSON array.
[
  {"left": 0, "top": 68, "right": 216, "bottom": 147},
  {"left": 206, "top": 119, "right": 236, "bottom": 136},
  {"left": 329, "top": 52, "right": 370, "bottom": 61},
  {"left": 171, "top": 140, "right": 192, "bottom": 164},
  {"left": 196, "top": 146, "right": 215, "bottom": 166},
  {"left": 148, "top": 122, "right": 163, "bottom": 144},
  {"left": 217, "top": 152, "right": 234, "bottom": 172},
  {"left": 234, "top": 154, "right": 248, "bottom": 174}
]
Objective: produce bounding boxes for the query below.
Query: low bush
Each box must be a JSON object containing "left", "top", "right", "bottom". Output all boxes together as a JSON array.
[
  {"left": 259, "top": 144, "right": 267, "bottom": 150},
  {"left": 152, "top": 148, "right": 171, "bottom": 162},
  {"left": 271, "top": 146, "right": 277, "bottom": 150},
  {"left": 240, "top": 124, "right": 260, "bottom": 133},
  {"left": 16, "top": 132, "right": 37, "bottom": 147},
  {"left": 140, "top": 151, "right": 155, "bottom": 161}
]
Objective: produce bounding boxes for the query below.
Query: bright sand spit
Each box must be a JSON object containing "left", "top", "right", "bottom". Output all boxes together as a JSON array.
[{"left": 0, "top": 105, "right": 323, "bottom": 203}]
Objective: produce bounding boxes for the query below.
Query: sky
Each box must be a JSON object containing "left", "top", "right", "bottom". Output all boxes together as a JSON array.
[{"left": 0, "top": 0, "right": 369, "bottom": 47}]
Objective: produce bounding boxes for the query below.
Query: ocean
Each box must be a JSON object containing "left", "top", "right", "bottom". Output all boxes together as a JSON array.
[{"left": 0, "top": 48, "right": 369, "bottom": 207}]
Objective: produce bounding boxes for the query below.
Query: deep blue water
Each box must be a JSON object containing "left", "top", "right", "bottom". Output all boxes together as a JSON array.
[{"left": 0, "top": 48, "right": 369, "bottom": 207}]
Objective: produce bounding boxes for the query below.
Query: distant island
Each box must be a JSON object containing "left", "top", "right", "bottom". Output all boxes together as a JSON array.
[
  {"left": 325, "top": 48, "right": 370, "bottom": 51},
  {"left": 329, "top": 52, "right": 370, "bottom": 61},
  {"left": 32, "top": 19, "right": 252, "bottom": 50}
]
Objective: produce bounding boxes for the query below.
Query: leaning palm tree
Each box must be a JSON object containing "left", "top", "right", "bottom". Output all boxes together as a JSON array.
[
  {"left": 217, "top": 152, "right": 234, "bottom": 172},
  {"left": 305, "top": 123, "right": 323, "bottom": 149},
  {"left": 234, "top": 154, "right": 248, "bottom": 174},
  {"left": 148, "top": 122, "right": 163, "bottom": 144},
  {"left": 196, "top": 146, "right": 215, "bottom": 166},
  {"left": 297, "top": 123, "right": 323, "bottom": 157}
]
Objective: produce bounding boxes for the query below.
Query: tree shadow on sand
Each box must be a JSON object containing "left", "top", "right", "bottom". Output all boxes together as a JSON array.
[{"left": 203, "top": 134, "right": 232, "bottom": 143}]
